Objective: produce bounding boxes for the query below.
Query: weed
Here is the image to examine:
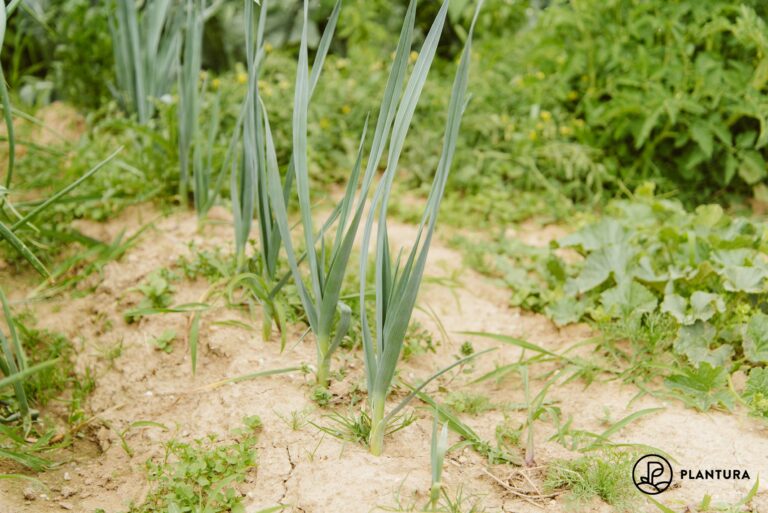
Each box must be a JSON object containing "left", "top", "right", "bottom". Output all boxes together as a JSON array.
[
  {"left": 124, "top": 269, "right": 177, "bottom": 323},
  {"left": 402, "top": 320, "right": 439, "bottom": 361},
  {"left": 311, "top": 385, "right": 332, "bottom": 408},
  {"left": 275, "top": 408, "right": 311, "bottom": 431},
  {"left": 177, "top": 243, "right": 235, "bottom": 282},
  {"left": 545, "top": 450, "right": 638, "bottom": 512},
  {"left": 443, "top": 392, "right": 493, "bottom": 416},
  {"left": 664, "top": 363, "right": 735, "bottom": 412},
  {"left": 128, "top": 418, "right": 261, "bottom": 513},
  {"left": 314, "top": 409, "right": 415, "bottom": 449},
  {"left": 149, "top": 329, "right": 176, "bottom": 354}
]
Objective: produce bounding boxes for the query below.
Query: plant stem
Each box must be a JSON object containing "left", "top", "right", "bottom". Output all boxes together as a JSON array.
[
  {"left": 316, "top": 333, "right": 331, "bottom": 386},
  {"left": 369, "top": 398, "right": 386, "bottom": 456},
  {"left": 261, "top": 303, "right": 272, "bottom": 343}
]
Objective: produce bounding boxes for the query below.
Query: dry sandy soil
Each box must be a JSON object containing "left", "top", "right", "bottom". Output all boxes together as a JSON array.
[{"left": 1, "top": 205, "right": 767, "bottom": 513}]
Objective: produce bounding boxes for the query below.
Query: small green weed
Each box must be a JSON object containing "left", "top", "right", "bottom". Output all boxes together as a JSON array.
[
  {"left": 128, "top": 417, "right": 262, "bottom": 513},
  {"left": 443, "top": 392, "right": 493, "bottom": 416},
  {"left": 149, "top": 330, "right": 177, "bottom": 354},
  {"left": 545, "top": 450, "right": 638, "bottom": 511},
  {"left": 124, "top": 269, "right": 177, "bottom": 323},
  {"left": 177, "top": 244, "right": 235, "bottom": 282},
  {"left": 314, "top": 409, "right": 415, "bottom": 449}
]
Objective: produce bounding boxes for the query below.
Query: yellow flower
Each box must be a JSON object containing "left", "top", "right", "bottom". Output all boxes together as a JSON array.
[
  {"left": 559, "top": 125, "right": 573, "bottom": 136},
  {"left": 236, "top": 71, "right": 248, "bottom": 85},
  {"left": 556, "top": 55, "right": 566, "bottom": 65},
  {"left": 540, "top": 110, "right": 552, "bottom": 122},
  {"left": 199, "top": 70, "right": 208, "bottom": 81},
  {"left": 409, "top": 51, "right": 419, "bottom": 64},
  {"left": 264, "top": 42, "right": 273, "bottom": 53},
  {"left": 341, "top": 105, "right": 351, "bottom": 114},
  {"left": 278, "top": 79, "right": 290, "bottom": 91},
  {"left": 528, "top": 130, "right": 538, "bottom": 142},
  {"left": 535, "top": 122, "right": 544, "bottom": 130},
  {"left": 567, "top": 90, "right": 579, "bottom": 101},
  {"left": 512, "top": 76, "right": 523, "bottom": 87},
  {"left": 535, "top": 71, "right": 546, "bottom": 80},
  {"left": 574, "top": 118, "right": 585, "bottom": 128},
  {"left": 335, "top": 58, "right": 349, "bottom": 69},
  {"left": 258, "top": 79, "right": 272, "bottom": 97},
  {"left": 371, "top": 60, "right": 384, "bottom": 71},
  {"left": 319, "top": 117, "right": 331, "bottom": 129},
  {"left": 211, "top": 78, "right": 222, "bottom": 90}
]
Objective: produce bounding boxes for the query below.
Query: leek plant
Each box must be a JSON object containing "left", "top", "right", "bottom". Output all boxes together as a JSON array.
[
  {"left": 0, "top": 288, "right": 57, "bottom": 434},
  {"left": 231, "top": 0, "right": 340, "bottom": 349},
  {"left": 108, "top": 0, "right": 182, "bottom": 124},
  {"left": 0, "top": 0, "right": 19, "bottom": 190},
  {"left": 263, "top": 0, "right": 446, "bottom": 386},
  {"left": 176, "top": 0, "right": 224, "bottom": 216},
  {"left": 177, "top": 0, "right": 204, "bottom": 206},
  {"left": 359, "top": 0, "right": 482, "bottom": 455}
]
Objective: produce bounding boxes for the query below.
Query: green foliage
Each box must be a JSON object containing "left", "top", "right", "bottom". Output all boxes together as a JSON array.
[
  {"left": 545, "top": 450, "right": 638, "bottom": 511},
  {"left": 0, "top": 0, "right": 113, "bottom": 107},
  {"left": 177, "top": 243, "right": 235, "bottom": 282},
  {"left": 360, "top": 0, "right": 479, "bottom": 456},
  {"left": 461, "top": 185, "right": 768, "bottom": 395},
  {"left": 742, "top": 367, "right": 768, "bottom": 419},
  {"left": 443, "top": 392, "right": 492, "bottom": 416},
  {"left": 13, "top": 316, "right": 75, "bottom": 407},
  {"left": 508, "top": 0, "right": 768, "bottom": 200},
  {"left": 125, "top": 269, "right": 177, "bottom": 323},
  {"left": 108, "top": 0, "right": 182, "bottom": 123},
  {"left": 128, "top": 419, "right": 261, "bottom": 513},
  {"left": 665, "top": 363, "right": 735, "bottom": 412},
  {"left": 150, "top": 329, "right": 177, "bottom": 354}
]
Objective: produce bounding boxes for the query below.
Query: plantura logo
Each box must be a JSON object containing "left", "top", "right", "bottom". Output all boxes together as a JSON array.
[
  {"left": 632, "top": 454, "right": 753, "bottom": 495},
  {"left": 632, "top": 454, "right": 673, "bottom": 495}
]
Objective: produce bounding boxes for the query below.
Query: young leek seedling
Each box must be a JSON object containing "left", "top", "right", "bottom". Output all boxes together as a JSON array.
[
  {"left": 430, "top": 410, "right": 449, "bottom": 509},
  {"left": 360, "top": 0, "right": 482, "bottom": 455}
]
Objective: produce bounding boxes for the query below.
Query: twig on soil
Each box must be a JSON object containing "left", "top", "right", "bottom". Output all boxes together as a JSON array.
[{"left": 480, "top": 467, "right": 559, "bottom": 509}]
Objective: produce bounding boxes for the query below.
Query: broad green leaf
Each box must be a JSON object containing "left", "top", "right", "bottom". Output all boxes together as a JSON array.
[
  {"left": 672, "top": 321, "right": 732, "bottom": 367},
  {"left": 720, "top": 265, "right": 767, "bottom": 293},
  {"left": 664, "top": 363, "right": 734, "bottom": 412},
  {"left": 738, "top": 150, "right": 767, "bottom": 185},
  {"left": 565, "top": 244, "right": 634, "bottom": 294},
  {"left": 600, "top": 281, "right": 657, "bottom": 319},
  {"left": 661, "top": 291, "right": 725, "bottom": 325},
  {"left": 545, "top": 297, "right": 586, "bottom": 326},
  {"left": 558, "top": 218, "right": 628, "bottom": 251},
  {"left": 744, "top": 367, "right": 768, "bottom": 399},
  {"left": 743, "top": 312, "right": 768, "bottom": 364},
  {"left": 693, "top": 204, "right": 722, "bottom": 229},
  {"left": 690, "top": 121, "right": 713, "bottom": 158}
]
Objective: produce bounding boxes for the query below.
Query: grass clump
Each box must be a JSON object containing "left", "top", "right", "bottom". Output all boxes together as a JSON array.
[
  {"left": 443, "top": 392, "right": 493, "bottom": 416},
  {"left": 129, "top": 417, "right": 262, "bottom": 513},
  {"left": 545, "top": 451, "right": 638, "bottom": 511}
]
